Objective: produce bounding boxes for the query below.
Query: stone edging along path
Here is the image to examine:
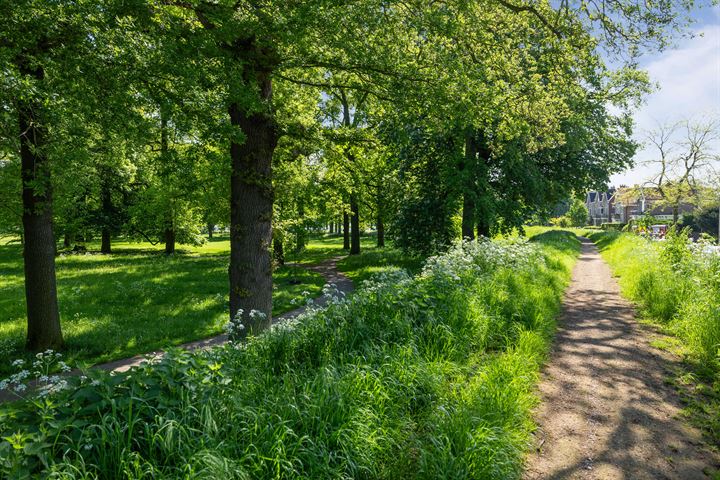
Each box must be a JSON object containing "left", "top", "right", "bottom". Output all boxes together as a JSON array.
[
  {"left": 0, "top": 256, "right": 353, "bottom": 403},
  {"left": 523, "top": 238, "right": 720, "bottom": 480}
]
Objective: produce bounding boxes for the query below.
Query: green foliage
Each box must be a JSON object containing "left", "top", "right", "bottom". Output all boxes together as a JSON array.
[
  {"left": 682, "top": 205, "right": 720, "bottom": 241},
  {"left": 550, "top": 216, "right": 571, "bottom": 228},
  {"left": 0, "top": 234, "right": 579, "bottom": 479},
  {"left": 337, "top": 248, "right": 424, "bottom": 285},
  {"left": 600, "top": 223, "right": 625, "bottom": 231},
  {"left": 660, "top": 226, "right": 692, "bottom": 272},
  {"left": 388, "top": 128, "right": 462, "bottom": 255},
  {"left": 566, "top": 199, "right": 589, "bottom": 227}
]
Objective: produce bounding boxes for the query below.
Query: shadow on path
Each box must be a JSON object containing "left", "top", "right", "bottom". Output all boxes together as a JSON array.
[{"left": 524, "top": 238, "right": 719, "bottom": 480}]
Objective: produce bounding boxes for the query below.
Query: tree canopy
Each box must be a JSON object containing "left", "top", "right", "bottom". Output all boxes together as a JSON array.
[{"left": 0, "top": 0, "right": 710, "bottom": 348}]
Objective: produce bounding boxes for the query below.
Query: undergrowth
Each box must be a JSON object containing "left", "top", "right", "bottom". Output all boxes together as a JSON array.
[
  {"left": 588, "top": 230, "right": 720, "bottom": 446},
  {"left": 0, "top": 231, "right": 579, "bottom": 479}
]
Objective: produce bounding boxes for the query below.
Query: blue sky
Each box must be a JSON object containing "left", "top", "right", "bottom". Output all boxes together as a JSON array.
[{"left": 610, "top": 5, "right": 720, "bottom": 187}]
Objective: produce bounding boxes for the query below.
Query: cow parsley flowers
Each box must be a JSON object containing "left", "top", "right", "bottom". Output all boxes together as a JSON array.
[{"left": 0, "top": 349, "right": 73, "bottom": 399}]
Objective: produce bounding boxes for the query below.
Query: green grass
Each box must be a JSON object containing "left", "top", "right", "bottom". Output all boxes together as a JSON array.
[
  {"left": 587, "top": 230, "right": 720, "bottom": 447},
  {"left": 337, "top": 248, "right": 424, "bottom": 285},
  {"left": 0, "top": 233, "right": 422, "bottom": 373},
  {"left": 0, "top": 236, "right": 325, "bottom": 372},
  {"left": 0, "top": 231, "right": 580, "bottom": 479},
  {"left": 284, "top": 234, "right": 378, "bottom": 265}
]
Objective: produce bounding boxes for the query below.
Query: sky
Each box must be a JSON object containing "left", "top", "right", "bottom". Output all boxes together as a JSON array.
[{"left": 609, "top": 5, "right": 720, "bottom": 187}]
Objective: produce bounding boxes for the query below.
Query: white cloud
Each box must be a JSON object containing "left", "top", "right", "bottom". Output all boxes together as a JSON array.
[{"left": 610, "top": 21, "right": 720, "bottom": 186}]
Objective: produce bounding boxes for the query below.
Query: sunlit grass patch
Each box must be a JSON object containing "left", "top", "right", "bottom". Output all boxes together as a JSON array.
[{"left": 0, "top": 241, "right": 324, "bottom": 373}]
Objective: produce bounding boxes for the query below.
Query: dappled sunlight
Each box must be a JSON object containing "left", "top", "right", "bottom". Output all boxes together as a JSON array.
[{"left": 0, "top": 241, "right": 325, "bottom": 373}]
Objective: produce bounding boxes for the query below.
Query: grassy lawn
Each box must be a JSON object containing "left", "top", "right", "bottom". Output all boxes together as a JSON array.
[
  {"left": 0, "top": 235, "right": 325, "bottom": 372},
  {"left": 0, "top": 230, "right": 568, "bottom": 375},
  {"left": 286, "top": 233, "right": 425, "bottom": 285},
  {"left": 284, "top": 233, "right": 377, "bottom": 265}
]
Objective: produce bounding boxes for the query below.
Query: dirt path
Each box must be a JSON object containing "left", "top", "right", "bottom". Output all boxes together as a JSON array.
[
  {"left": 95, "top": 256, "right": 353, "bottom": 373},
  {"left": 0, "top": 257, "right": 353, "bottom": 401},
  {"left": 524, "top": 238, "right": 719, "bottom": 480}
]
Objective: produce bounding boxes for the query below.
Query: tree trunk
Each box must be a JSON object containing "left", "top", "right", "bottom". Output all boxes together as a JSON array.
[
  {"left": 350, "top": 195, "right": 360, "bottom": 255},
  {"left": 343, "top": 211, "right": 350, "bottom": 250},
  {"left": 207, "top": 223, "right": 214, "bottom": 239},
  {"left": 17, "top": 71, "right": 64, "bottom": 351},
  {"left": 63, "top": 233, "right": 71, "bottom": 249},
  {"left": 462, "top": 194, "right": 475, "bottom": 241},
  {"left": 461, "top": 132, "right": 477, "bottom": 240},
  {"left": 164, "top": 227, "right": 175, "bottom": 254},
  {"left": 100, "top": 172, "right": 112, "bottom": 253},
  {"left": 477, "top": 218, "right": 490, "bottom": 238},
  {"left": 228, "top": 71, "right": 277, "bottom": 335},
  {"left": 295, "top": 200, "right": 306, "bottom": 252},
  {"left": 101, "top": 228, "right": 112, "bottom": 254},
  {"left": 273, "top": 235, "right": 284, "bottom": 266},
  {"left": 377, "top": 214, "right": 385, "bottom": 248},
  {"left": 673, "top": 205, "right": 679, "bottom": 224}
]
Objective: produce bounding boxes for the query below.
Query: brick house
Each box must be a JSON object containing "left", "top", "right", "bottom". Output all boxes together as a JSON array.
[{"left": 586, "top": 187, "right": 695, "bottom": 225}]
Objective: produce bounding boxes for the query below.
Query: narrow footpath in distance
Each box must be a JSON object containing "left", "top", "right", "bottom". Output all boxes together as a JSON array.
[{"left": 524, "top": 237, "right": 720, "bottom": 480}]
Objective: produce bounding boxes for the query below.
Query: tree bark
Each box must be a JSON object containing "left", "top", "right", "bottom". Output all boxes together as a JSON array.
[
  {"left": 228, "top": 70, "right": 276, "bottom": 335},
  {"left": 477, "top": 218, "right": 490, "bottom": 238},
  {"left": 273, "top": 235, "right": 284, "bottom": 266},
  {"left": 100, "top": 171, "right": 112, "bottom": 253},
  {"left": 207, "top": 223, "right": 214, "bottom": 239},
  {"left": 462, "top": 194, "right": 476, "bottom": 241},
  {"left": 350, "top": 194, "right": 360, "bottom": 255},
  {"left": 377, "top": 214, "right": 385, "bottom": 247},
  {"left": 17, "top": 68, "right": 64, "bottom": 351},
  {"left": 461, "top": 132, "right": 477, "bottom": 240},
  {"left": 164, "top": 227, "right": 175, "bottom": 254},
  {"left": 63, "top": 233, "right": 71, "bottom": 249},
  {"left": 101, "top": 228, "right": 112, "bottom": 254},
  {"left": 343, "top": 211, "right": 350, "bottom": 250}
]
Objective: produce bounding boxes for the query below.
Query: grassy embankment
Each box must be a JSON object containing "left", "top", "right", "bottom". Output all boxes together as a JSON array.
[
  {"left": 588, "top": 230, "right": 720, "bottom": 447},
  {"left": 0, "top": 231, "right": 580, "bottom": 479},
  {"left": 0, "top": 234, "right": 411, "bottom": 373}
]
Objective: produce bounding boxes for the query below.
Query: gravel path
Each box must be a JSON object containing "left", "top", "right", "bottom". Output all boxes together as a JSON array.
[{"left": 523, "top": 238, "right": 719, "bottom": 479}]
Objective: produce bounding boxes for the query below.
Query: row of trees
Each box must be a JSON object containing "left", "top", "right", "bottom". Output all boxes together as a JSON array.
[{"left": 0, "top": 0, "right": 705, "bottom": 350}]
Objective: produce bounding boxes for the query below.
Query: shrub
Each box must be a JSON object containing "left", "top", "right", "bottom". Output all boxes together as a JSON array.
[
  {"left": 566, "top": 199, "right": 589, "bottom": 227},
  {"left": 600, "top": 223, "right": 625, "bottom": 231},
  {"left": 550, "top": 216, "right": 570, "bottom": 228}
]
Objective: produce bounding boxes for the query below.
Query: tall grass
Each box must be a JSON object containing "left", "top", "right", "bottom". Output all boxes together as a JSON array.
[
  {"left": 588, "top": 230, "right": 720, "bottom": 363},
  {"left": 588, "top": 230, "right": 720, "bottom": 443},
  {"left": 0, "top": 232, "right": 579, "bottom": 479}
]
